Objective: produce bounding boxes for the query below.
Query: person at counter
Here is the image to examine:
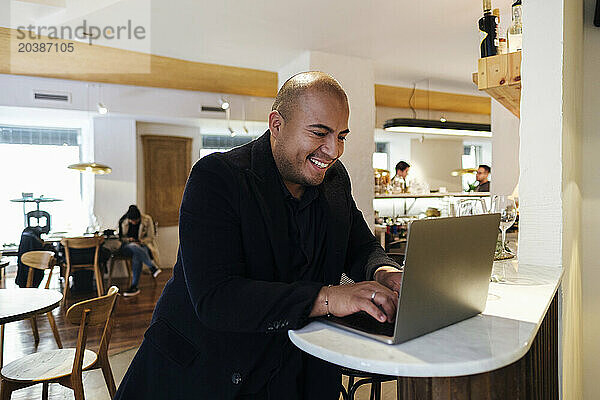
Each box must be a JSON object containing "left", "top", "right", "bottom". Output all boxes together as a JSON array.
[
  {"left": 115, "top": 72, "right": 403, "bottom": 399},
  {"left": 392, "top": 161, "right": 410, "bottom": 193},
  {"left": 476, "top": 164, "right": 491, "bottom": 192}
]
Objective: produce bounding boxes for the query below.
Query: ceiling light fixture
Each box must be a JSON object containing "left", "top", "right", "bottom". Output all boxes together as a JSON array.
[
  {"left": 383, "top": 118, "right": 492, "bottom": 138},
  {"left": 450, "top": 168, "right": 478, "bottom": 177},
  {"left": 68, "top": 162, "right": 112, "bottom": 175},
  {"left": 97, "top": 102, "right": 108, "bottom": 114}
]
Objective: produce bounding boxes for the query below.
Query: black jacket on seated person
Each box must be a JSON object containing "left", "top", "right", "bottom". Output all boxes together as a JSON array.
[
  {"left": 16, "top": 227, "right": 46, "bottom": 287},
  {"left": 115, "top": 132, "right": 400, "bottom": 399}
]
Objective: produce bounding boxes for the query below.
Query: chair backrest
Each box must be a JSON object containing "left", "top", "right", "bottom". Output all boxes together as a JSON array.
[
  {"left": 65, "top": 286, "right": 119, "bottom": 376},
  {"left": 26, "top": 210, "right": 51, "bottom": 234},
  {"left": 61, "top": 236, "right": 104, "bottom": 268},
  {"left": 66, "top": 286, "right": 119, "bottom": 326},
  {"left": 21, "top": 250, "right": 55, "bottom": 288},
  {"left": 21, "top": 250, "right": 54, "bottom": 271},
  {"left": 60, "top": 236, "right": 104, "bottom": 250}
]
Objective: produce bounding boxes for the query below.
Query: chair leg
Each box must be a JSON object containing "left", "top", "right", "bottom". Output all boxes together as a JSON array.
[
  {"left": 0, "top": 324, "right": 4, "bottom": 367},
  {"left": 99, "top": 358, "right": 117, "bottom": 398},
  {"left": 71, "top": 375, "right": 85, "bottom": 400},
  {"left": 46, "top": 312, "right": 63, "bottom": 348},
  {"left": 30, "top": 316, "right": 40, "bottom": 344},
  {"left": 108, "top": 258, "right": 113, "bottom": 289},
  {"left": 126, "top": 259, "right": 132, "bottom": 288},
  {"left": 42, "top": 382, "right": 49, "bottom": 400},
  {"left": 0, "top": 379, "right": 14, "bottom": 400},
  {"left": 94, "top": 264, "right": 104, "bottom": 297},
  {"left": 62, "top": 264, "right": 71, "bottom": 308}
]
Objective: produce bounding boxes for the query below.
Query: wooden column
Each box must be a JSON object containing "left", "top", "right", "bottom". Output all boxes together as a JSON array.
[{"left": 397, "top": 292, "right": 559, "bottom": 399}]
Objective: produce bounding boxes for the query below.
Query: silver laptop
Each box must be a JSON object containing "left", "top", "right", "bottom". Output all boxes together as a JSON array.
[{"left": 322, "top": 213, "right": 501, "bottom": 344}]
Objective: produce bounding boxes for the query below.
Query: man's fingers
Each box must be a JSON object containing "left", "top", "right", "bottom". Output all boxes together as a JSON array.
[
  {"left": 361, "top": 299, "right": 387, "bottom": 322},
  {"left": 372, "top": 291, "right": 397, "bottom": 323}
]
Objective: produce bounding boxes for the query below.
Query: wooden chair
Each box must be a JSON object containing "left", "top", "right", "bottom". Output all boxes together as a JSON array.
[
  {"left": 61, "top": 236, "right": 105, "bottom": 307},
  {"left": 20, "top": 251, "right": 63, "bottom": 349},
  {"left": 0, "top": 286, "right": 119, "bottom": 400}
]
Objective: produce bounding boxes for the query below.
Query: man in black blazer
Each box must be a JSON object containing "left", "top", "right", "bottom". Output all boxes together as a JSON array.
[{"left": 115, "top": 72, "right": 402, "bottom": 399}]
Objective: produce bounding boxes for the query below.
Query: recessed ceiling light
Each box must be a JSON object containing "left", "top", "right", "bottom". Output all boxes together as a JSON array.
[{"left": 97, "top": 102, "right": 108, "bottom": 114}]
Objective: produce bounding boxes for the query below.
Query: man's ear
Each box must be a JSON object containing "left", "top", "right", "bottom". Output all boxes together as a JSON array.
[{"left": 268, "top": 110, "right": 283, "bottom": 139}]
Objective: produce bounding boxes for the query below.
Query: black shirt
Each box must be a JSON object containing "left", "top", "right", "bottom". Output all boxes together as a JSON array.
[
  {"left": 476, "top": 181, "right": 490, "bottom": 192},
  {"left": 126, "top": 221, "right": 140, "bottom": 239},
  {"left": 277, "top": 179, "right": 334, "bottom": 399},
  {"left": 280, "top": 181, "right": 327, "bottom": 282}
]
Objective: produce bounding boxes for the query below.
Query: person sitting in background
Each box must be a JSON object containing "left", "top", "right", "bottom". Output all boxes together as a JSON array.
[
  {"left": 16, "top": 226, "right": 47, "bottom": 287},
  {"left": 119, "top": 205, "right": 161, "bottom": 297},
  {"left": 476, "top": 165, "right": 491, "bottom": 192}
]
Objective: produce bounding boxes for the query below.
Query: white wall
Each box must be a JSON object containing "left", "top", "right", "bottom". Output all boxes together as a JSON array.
[
  {"left": 520, "top": 0, "right": 583, "bottom": 399},
  {"left": 410, "top": 138, "right": 463, "bottom": 192},
  {"left": 491, "top": 99, "right": 520, "bottom": 196},
  {"left": 581, "top": 0, "right": 600, "bottom": 398},
  {"left": 93, "top": 116, "right": 137, "bottom": 230}
]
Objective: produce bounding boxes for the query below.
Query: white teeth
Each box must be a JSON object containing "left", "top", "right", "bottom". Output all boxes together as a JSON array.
[{"left": 309, "top": 157, "right": 329, "bottom": 169}]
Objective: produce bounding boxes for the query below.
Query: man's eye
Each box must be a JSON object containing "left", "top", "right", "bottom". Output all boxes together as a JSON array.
[
  {"left": 312, "top": 131, "right": 327, "bottom": 137},
  {"left": 338, "top": 135, "right": 347, "bottom": 141}
]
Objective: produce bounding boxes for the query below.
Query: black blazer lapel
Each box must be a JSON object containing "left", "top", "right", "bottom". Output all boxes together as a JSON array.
[
  {"left": 320, "top": 166, "right": 351, "bottom": 285},
  {"left": 245, "top": 132, "right": 290, "bottom": 281}
]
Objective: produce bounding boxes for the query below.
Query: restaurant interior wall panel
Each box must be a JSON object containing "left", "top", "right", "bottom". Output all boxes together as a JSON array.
[
  {"left": 137, "top": 122, "right": 201, "bottom": 268},
  {"left": 93, "top": 116, "right": 137, "bottom": 231},
  {"left": 519, "top": 0, "right": 584, "bottom": 398},
  {"left": 582, "top": 0, "right": 600, "bottom": 396},
  {"left": 0, "top": 74, "right": 273, "bottom": 123},
  {"left": 409, "top": 138, "right": 463, "bottom": 193},
  {"left": 491, "top": 99, "right": 520, "bottom": 196}
]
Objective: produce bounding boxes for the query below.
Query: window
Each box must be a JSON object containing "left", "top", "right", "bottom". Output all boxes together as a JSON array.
[
  {"left": 199, "top": 135, "right": 256, "bottom": 158},
  {"left": 0, "top": 125, "right": 86, "bottom": 245},
  {"left": 373, "top": 142, "right": 389, "bottom": 170}
]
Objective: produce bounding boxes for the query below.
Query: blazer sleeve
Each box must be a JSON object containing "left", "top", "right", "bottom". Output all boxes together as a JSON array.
[
  {"left": 179, "top": 154, "right": 323, "bottom": 334},
  {"left": 339, "top": 167, "right": 402, "bottom": 282}
]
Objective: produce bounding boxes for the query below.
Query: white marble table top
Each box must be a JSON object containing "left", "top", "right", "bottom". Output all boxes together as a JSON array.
[{"left": 288, "top": 262, "right": 563, "bottom": 377}]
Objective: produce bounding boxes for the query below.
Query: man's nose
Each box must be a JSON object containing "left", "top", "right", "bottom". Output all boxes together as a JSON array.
[{"left": 321, "top": 134, "right": 342, "bottom": 160}]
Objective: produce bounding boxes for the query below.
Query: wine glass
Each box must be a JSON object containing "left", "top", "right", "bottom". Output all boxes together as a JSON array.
[{"left": 491, "top": 195, "right": 517, "bottom": 258}]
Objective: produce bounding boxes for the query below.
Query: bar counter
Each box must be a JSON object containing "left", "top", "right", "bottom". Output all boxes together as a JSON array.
[{"left": 289, "top": 262, "right": 562, "bottom": 399}]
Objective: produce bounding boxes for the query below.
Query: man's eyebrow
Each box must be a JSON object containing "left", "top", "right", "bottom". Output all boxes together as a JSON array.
[{"left": 307, "top": 124, "right": 350, "bottom": 135}]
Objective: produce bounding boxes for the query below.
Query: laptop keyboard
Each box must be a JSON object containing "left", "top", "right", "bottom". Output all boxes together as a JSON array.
[{"left": 328, "top": 311, "right": 395, "bottom": 337}]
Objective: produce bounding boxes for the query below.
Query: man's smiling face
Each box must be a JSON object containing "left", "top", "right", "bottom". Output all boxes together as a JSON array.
[{"left": 269, "top": 90, "right": 349, "bottom": 198}]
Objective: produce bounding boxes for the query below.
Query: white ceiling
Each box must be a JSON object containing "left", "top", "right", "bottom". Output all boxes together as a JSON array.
[{"left": 6, "top": 0, "right": 515, "bottom": 94}]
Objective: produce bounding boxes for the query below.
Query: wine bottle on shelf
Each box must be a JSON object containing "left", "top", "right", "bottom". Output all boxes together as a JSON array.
[
  {"left": 478, "top": 0, "right": 498, "bottom": 58},
  {"left": 508, "top": 0, "right": 523, "bottom": 52},
  {"left": 493, "top": 8, "right": 507, "bottom": 54}
]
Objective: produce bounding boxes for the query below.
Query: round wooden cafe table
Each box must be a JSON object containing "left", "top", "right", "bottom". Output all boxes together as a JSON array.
[{"left": 0, "top": 288, "right": 63, "bottom": 366}]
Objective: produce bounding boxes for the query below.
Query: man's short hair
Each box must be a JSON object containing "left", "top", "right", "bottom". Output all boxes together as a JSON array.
[
  {"left": 272, "top": 71, "right": 348, "bottom": 121},
  {"left": 395, "top": 161, "right": 410, "bottom": 172},
  {"left": 479, "top": 164, "right": 491, "bottom": 173}
]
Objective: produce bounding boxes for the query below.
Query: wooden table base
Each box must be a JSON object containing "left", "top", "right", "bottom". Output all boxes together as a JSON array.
[{"left": 396, "top": 293, "right": 559, "bottom": 400}]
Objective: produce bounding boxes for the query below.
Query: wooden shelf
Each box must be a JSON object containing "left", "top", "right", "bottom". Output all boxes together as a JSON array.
[{"left": 472, "top": 51, "right": 521, "bottom": 118}]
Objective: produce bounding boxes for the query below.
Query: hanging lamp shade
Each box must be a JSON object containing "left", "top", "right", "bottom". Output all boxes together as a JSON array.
[
  {"left": 384, "top": 118, "right": 492, "bottom": 138},
  {"left": 68, "top": 162, "right": 112, "bottom": 175},
  {"left": 450, "top": 168, "right": 478, "bottom": 177}
]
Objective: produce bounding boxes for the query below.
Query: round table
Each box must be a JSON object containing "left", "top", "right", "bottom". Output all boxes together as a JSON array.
[{"left": 0, "top": 289, "right": 63, "bottom": 366}]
